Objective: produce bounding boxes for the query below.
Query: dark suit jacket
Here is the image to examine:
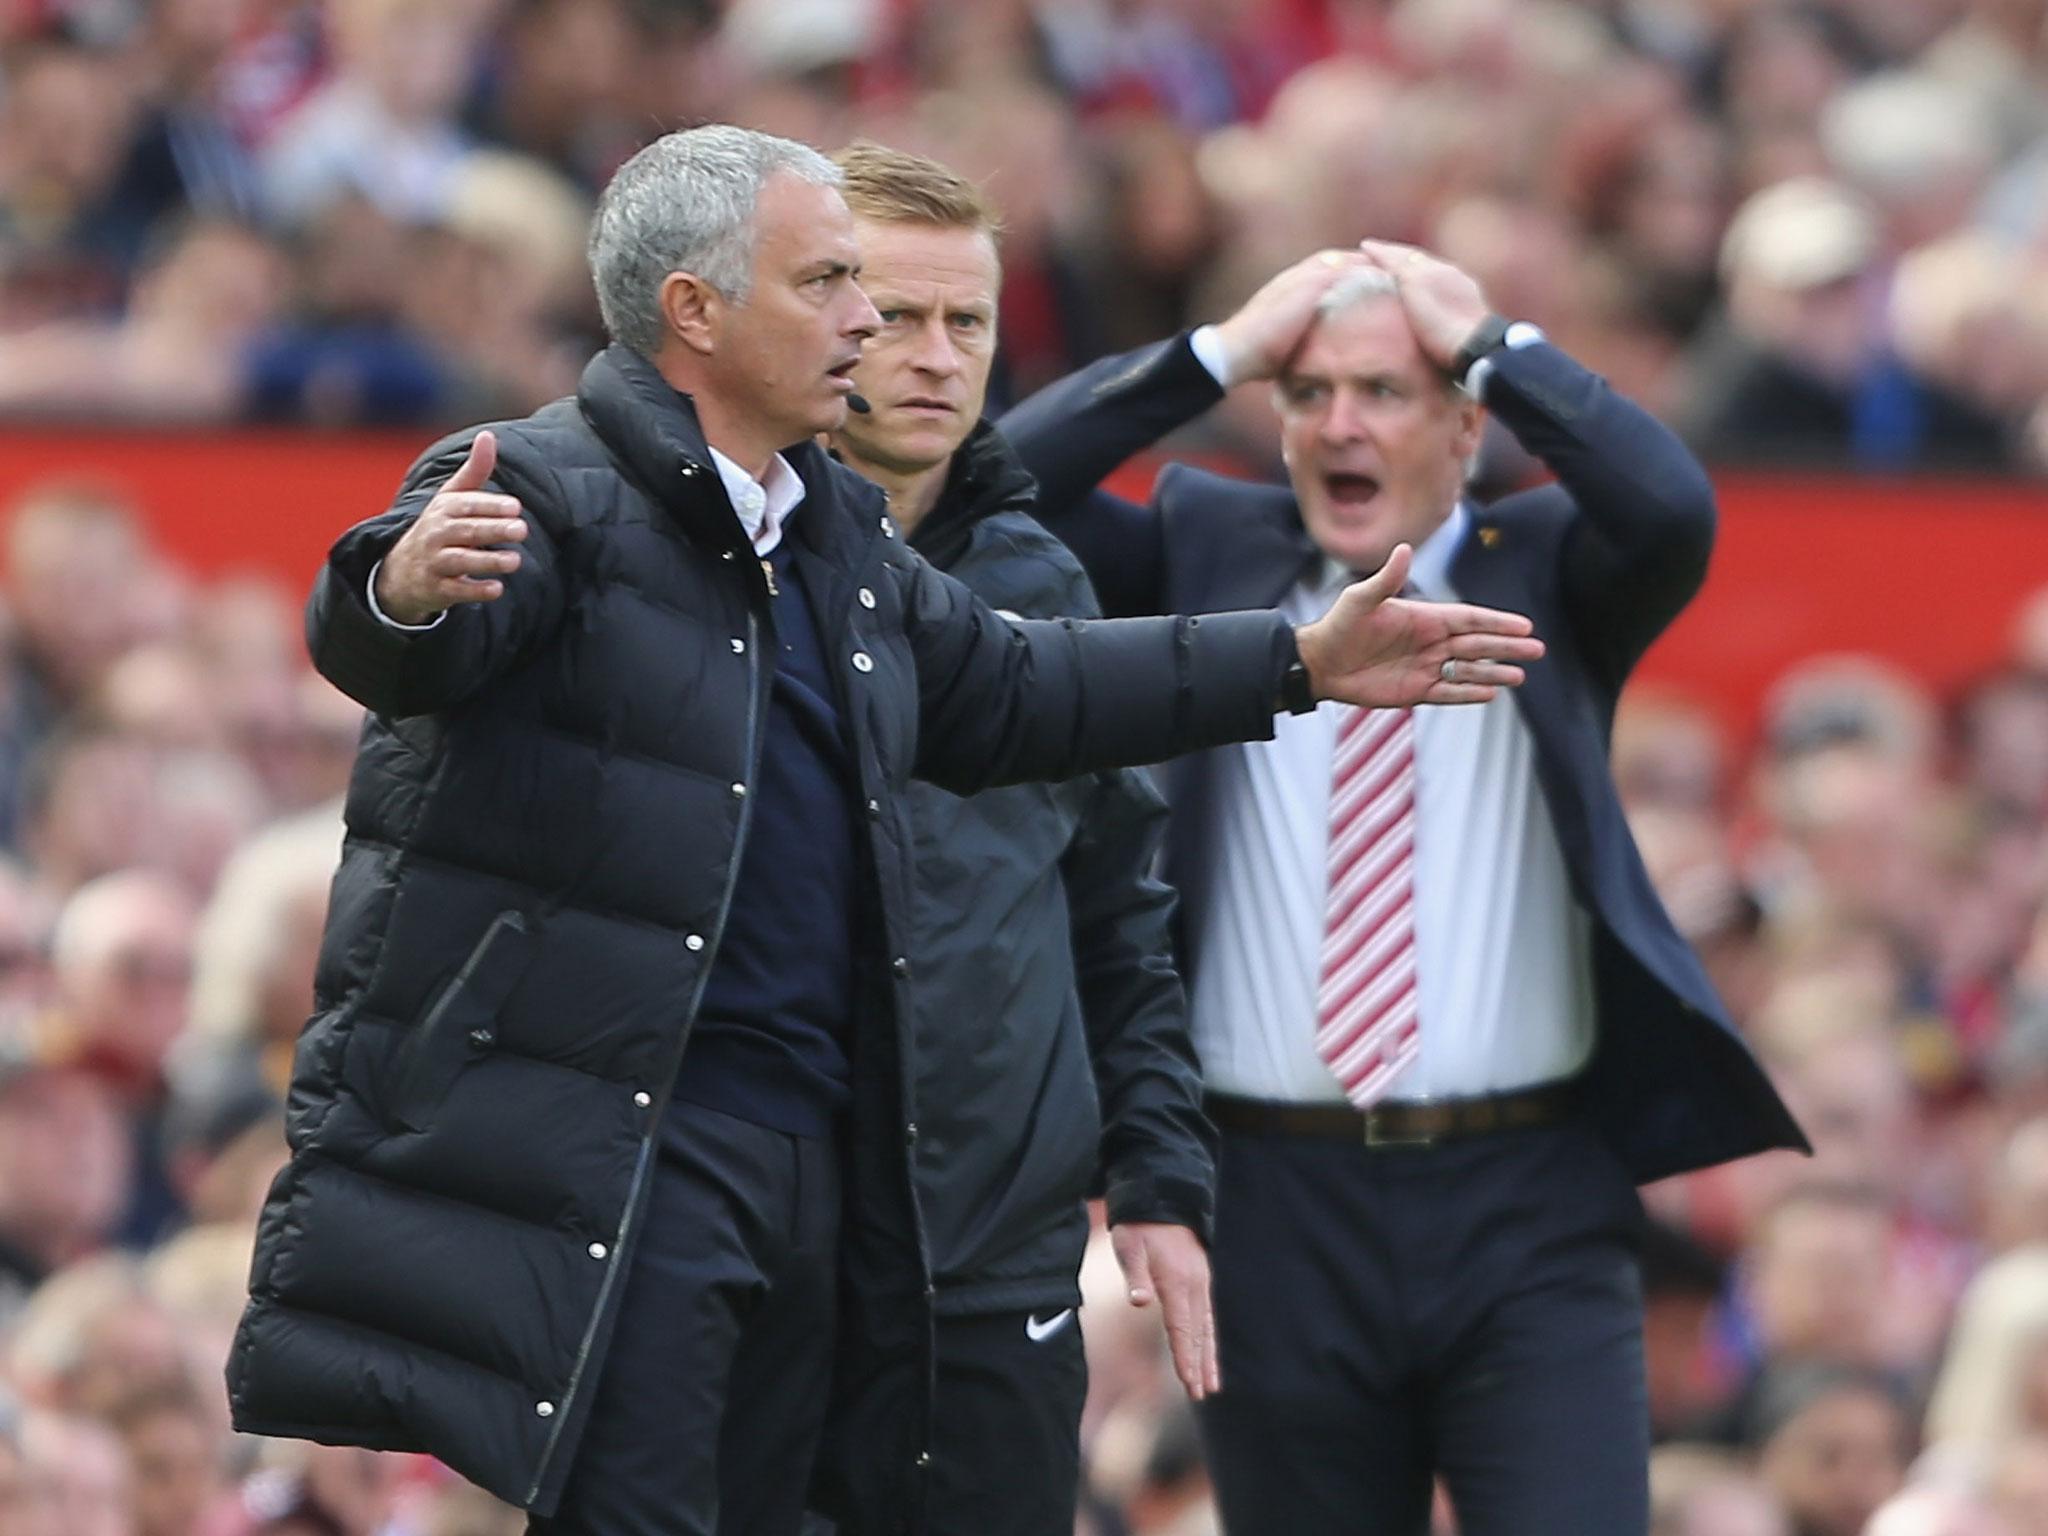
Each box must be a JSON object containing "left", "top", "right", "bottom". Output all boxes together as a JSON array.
[{"left": 1001, "top": 332, "right": 1807, "bottom": 1184}]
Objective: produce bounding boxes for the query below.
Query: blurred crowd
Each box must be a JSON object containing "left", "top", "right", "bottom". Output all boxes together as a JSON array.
[
  {"left": 0, "top": 0, "right": 2044, "bottom": 467},
  {"left": 0, "top": 0, "right": 2045, "bottom": 1534}
]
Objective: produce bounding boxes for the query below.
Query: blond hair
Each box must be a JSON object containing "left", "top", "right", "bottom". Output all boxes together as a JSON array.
[
  {"left": 1926, "top": 1246, "right": 2048, "bottom": 1452},
  {"left": 831, "top": 141, "right": 1002, "bottom": 238}
]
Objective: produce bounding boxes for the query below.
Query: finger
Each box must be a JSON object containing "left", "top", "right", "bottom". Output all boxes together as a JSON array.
[
  {"left": 432, "top": 516, "right": 530, "bottom": 549},
  {"left": 1161, "top": 1296, "right": 1203, "bottom": 1398},
  {"left": 1360, "top": 239, "right": 1426, "bottom": 265},
  {"left": 1423, "top": 682, "right": 1501, "bottom": 705},
  {"left": 1198, "top": 1279, "right": 1221, "bottom": 1395},
  {"left": 1307, "top": 249, "right": 1372, "bottom": 280},
  {"left": 1124, "top": 1251, "right": 1155, "bottom": 1308},
  {"left": 1439, "top": 661, "right": 1524, "bottom": 689},
  {"left": 441, "top": 430, "right": 497, "bottom": 494},
  {"left": 429, "top": 492, "right": 523, "bottom": 522},
  {"left": 436, "top": 576, "right": 505, "bottom": 605},
  {"left": 1445, "top": 632, "right": 1544, "bottom": 662},
  {"left": 1352, "top": 543, "right": 1412, "bottom": 606},
  {"left": 1170, "top": 1278, "right": 1212, "bottom": 1401},
  {"left": 1433, "top": 601, "right": 1536, "bottom": 637},
  {"left": 431, "top": 547, "right": 523, "bottom": 580}
]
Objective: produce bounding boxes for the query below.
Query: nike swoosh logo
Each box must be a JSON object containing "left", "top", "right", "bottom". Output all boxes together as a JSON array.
[{"left": 1024, "top": 1308, "right": 1074, "bottom": 1343}]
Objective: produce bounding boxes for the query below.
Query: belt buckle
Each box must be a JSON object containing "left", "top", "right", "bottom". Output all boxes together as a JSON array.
[{"left": 1361, "top": 1104, "right": 1437, "bottom": 1149}]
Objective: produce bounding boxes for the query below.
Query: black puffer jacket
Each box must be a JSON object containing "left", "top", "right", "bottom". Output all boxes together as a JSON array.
[
  {"left": 898, "top": 422, "right": 1212, "bottom": 1318},
  {"left": 226, "top": 346, "right": 1295, "bottom": 1516}
]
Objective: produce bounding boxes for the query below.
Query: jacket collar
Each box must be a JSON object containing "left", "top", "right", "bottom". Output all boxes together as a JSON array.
[
  {"left": 577, "top": 344, "right": 886, "bottom": 577},
  {"left": 907, "top": 418, "right": 1038, "bottom": 567}
]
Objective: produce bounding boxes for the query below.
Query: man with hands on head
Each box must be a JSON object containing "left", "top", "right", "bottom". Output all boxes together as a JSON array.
[
  {"left": 227, "top": 126, "right": 1542, "bottom": 1536},
  {"left": 1003, "top": 240, "right": 1807, "bottom": 1535},
  {"left": 817, "top": 141, "right": 1213, "bottom": 1536}
]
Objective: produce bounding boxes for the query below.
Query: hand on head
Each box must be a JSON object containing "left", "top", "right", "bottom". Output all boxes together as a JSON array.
[
  {"left": 1211, "top": 248, "right": 1376, "bottom": 388},
  {"left": 1355, "top": 240, "right": 1492, "bottom": 375}
]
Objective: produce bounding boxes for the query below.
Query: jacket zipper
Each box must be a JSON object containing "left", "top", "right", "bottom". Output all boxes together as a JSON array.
[{"left": 526, "top": 604, "right": 766, "bottom": 1504}]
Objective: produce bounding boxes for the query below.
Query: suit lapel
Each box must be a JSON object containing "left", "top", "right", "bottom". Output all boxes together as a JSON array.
[
  {"left": 1209, "top": 490, "right": 1316, "bottom": 613},
  {"left": 1449, "top": 514, "right": 1558, "bottom": 734}
]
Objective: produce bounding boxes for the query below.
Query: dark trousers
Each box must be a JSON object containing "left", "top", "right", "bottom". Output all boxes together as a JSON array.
[
  {"left": 1197, "top": 1117, "right": 1648, "bottom": 1536},
  {"left": 925, "top": 1308, "right": 1087, "bottom": 1536},
  {"left": 529, "top": 1101, "right": 840, "bottom": 1536}
]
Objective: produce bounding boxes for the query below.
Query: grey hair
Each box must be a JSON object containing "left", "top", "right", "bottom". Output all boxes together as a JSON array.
[
  {"left": 1316, "top": 264, "right": 1399, "bottom": 317},
  {"left": 588, "top": 124, "right": 842, "bottom": 356}
]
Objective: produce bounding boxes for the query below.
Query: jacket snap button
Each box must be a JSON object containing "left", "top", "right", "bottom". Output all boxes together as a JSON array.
[
  {"left": 685, "top": 934, "right": 705, "bottom": 952},
  {"left": 731, "top": 782, "right": 747, "bottom": 799},
  {"left": 588, "top": 1242, "right": 607, "bottom": 1260},
  {"left": 536, "top": 1401, "right": 555, "bottom": 1418},
  {"left": 866, "top": 798, "right": 881, "bottom": 818},
  {"left": 633, "top": 1091, "right": 652, "bottom": 1109},
  {"left": 880, "top": 517, "right": 895, "bottom": 537},
  {"left": 468, "top": 1028, "right": 494, "bottom": 1047},
  {"left": 720, "top": 549, "right": 735, "bottom": 561},
  {"left": 858, "top": 587, "right": 876, "bottom": 609},
  {"left": 892, "top": 956, "right": 910, "bottom": 978},
  {"left": 730, "top": 637, "right": 746, "bottom": 654},
  {"left": 851, "top": 652, "right": 873, "bottom": 673},
  {"left": 915, "top": 1452, "right": 931, "bottom": 1468},
  {"left": 904, "top": 1122, "right": 918, "bottom": 1145}
]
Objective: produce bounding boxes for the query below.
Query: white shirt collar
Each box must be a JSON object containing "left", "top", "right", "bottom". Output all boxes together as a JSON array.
[
  {"left": 1309, "top": 501, "right": 1471, "bottom": 600},
  {"left": 705, "top": 447, "right": 805, "bottom": 555},
  {"left": 1406, "top": 501, "right": 1470, "bottom": 600}
]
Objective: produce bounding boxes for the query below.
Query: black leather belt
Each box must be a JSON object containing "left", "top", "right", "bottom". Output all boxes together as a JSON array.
[{"left": 1206, "top": 1082, "right": 1580, "bottom": 1148}]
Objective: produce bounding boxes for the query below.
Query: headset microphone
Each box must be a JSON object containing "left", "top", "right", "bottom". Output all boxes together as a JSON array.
[{"left": 846, "top": 392, "right": 872, "bottom": 414}]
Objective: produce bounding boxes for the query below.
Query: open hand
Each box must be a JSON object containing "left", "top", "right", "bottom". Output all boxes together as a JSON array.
[
  {"left": 1111, "top": 1221, "right": 1220, "bottom": 1400},
  {"left": 1212, "top": 249, "right": 1376, "bottom": 388},
  {"left": 1295, "top": 544, "right": 1543, "bottom": 707},
  {"left": 373, "top": 431, "right": 529, "bottom": 625}
]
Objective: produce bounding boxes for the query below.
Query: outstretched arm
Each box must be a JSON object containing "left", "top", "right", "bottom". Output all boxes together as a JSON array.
[{"left": 904, "top": 539, "right": 1544, "bottom": 796}]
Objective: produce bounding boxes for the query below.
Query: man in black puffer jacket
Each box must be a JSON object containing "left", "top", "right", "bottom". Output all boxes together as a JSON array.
[
  {"left": 226, "top": 125, "right": 1545, "bottom": 1536},
  {"left": 815, "top": 144, "right": 1215, "bottom": 1536}
]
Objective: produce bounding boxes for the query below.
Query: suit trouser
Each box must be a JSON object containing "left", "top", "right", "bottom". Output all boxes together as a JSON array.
[
  {"left": 529, "top": 1100, "right": 840, "bottom": 1536},
  {"left": 1196, "top": 1116, "right": 1648, "bottom": 1536}
]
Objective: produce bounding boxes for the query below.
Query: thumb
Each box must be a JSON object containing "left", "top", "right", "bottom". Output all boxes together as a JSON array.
[
  {"left": 1114, "top": 1229, "right": 1156, "bottom": 1307},
  {"left": 443, "top": 430, "right": 497, "bottom": 494},
  {"left": 1353, "top": 542, "right": 1412, "bottom": 606}
]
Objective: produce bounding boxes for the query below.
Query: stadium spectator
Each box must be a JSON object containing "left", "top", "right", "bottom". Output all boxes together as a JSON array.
[
  {"left": 1650, "top": 1445, "right": 1792, "bottom": 1536},
  {"left": 0, "top": 1066, "right": 131, "bottom": 1326},
  {"left": 1746, "top": 1361, "right": 1917, "bottom": 1536},
  {"left": 259, "top": 0, "right": 485, "bottom": 228},
  {"left": 19, "top": 1408, "right": 132, "bottom": 1536}
]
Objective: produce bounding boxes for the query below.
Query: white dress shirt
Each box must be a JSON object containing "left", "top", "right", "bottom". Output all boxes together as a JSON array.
[
  {"left": 368, "top": 445, "right": 804, "bottom": 629},
  {"left": 708, "top": 446, "right": 804, "bottom": 556},
  {"left": 1185, "top": 505, "right": 1595, "bottom": 1105}
]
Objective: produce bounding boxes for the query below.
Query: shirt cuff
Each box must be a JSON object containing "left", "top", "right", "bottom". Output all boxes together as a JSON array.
[
  {"left": 1463, "top": 322, "right": 1546, "bottom": 404},
  {"left": 366, "top": 560, "right": 445, "bottom": 631},
  {"left": 1187, "top": 325, "right": 1233, "bottom": 390}
]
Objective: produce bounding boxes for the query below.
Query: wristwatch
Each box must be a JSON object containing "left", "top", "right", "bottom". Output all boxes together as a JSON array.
[
  {"left": 1450, "top": 313, "right": 1514, "bottom": 388},
  {"left": 1279, "top": 656, "right": 1317, "bottom": 715}
]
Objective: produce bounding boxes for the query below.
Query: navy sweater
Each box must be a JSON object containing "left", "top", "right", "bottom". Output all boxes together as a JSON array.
[{"left": 674, "top": 536, "right": 858, "bottom": 1136}]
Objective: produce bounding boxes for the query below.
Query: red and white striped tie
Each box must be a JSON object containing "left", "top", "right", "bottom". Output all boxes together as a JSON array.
[{"left": 1315, "top": 705, "right": 1420, "bottom": 1107}]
